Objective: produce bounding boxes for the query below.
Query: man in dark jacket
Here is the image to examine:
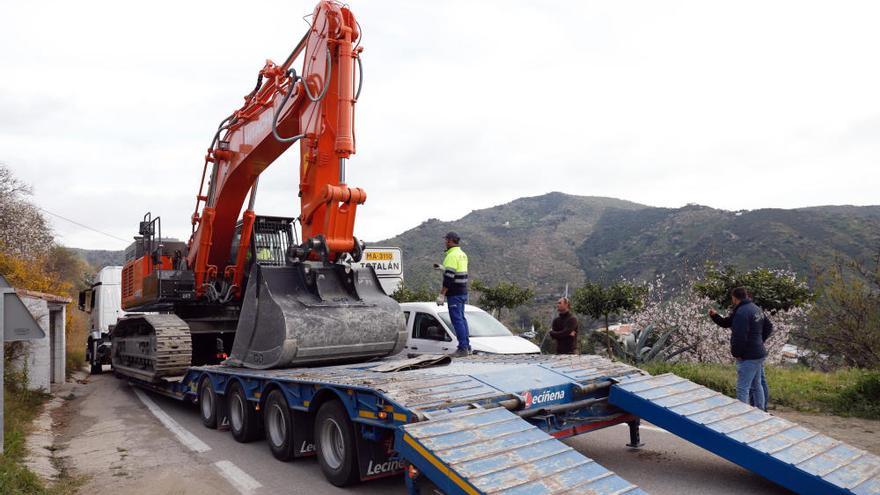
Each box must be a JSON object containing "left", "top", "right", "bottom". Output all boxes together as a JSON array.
[
  {"left": 549, "top": 297, "right": 578, "bottom": 354},
  {"left": 709, "top": 295, "right": 773, "bottom": 411},
  {"left": 709, "top": 287, "right": 767, "bottom": 409}
]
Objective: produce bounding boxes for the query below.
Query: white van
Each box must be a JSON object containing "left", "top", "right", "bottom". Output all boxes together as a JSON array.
[{"left": 399, "top": 302, "right": 540, "bottom": 356}]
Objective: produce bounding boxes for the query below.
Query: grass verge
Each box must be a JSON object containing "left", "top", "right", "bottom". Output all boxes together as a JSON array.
[
  {"left": 1, "top": 383, "right": 50, "bottom": 494},
  {"left": 639, "top": 362, "right": 880, "bottom": 420},
  {"left": 2, "top": 374, "right": 87, "bottom": 494}
]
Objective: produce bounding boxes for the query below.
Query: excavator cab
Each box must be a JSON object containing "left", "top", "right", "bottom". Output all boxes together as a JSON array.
[
  {"left": 228, "top": 216, "right": 295, "bottom": 268},
  {"left": 225, "top": 215, "right": 408, "bottom": 369}
]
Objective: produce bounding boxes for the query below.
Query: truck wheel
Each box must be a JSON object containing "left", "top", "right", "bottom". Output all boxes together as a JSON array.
[
  {"left": 198, "top": 376, "right": 218, "bottom": 429},
  {"left": 315, "top": 400, "right": 360, "bottom": 486},
  {"left": 228, "top": 381, "right": 263, "bottom": 442},
  {"left": 264, "top": 389, "right": 295, "bottom": 461},
  {"left": 90, "top": 362, "right": 102, "bottom": 375}
]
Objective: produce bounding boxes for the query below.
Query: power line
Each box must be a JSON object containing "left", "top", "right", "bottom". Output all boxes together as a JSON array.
[{"left": 36, "top": 207, "right": 130, "bottom": 244}]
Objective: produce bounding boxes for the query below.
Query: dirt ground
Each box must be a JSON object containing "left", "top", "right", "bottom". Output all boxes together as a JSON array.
[
  {"left": 51, "top": 372, "right": 235, "bottom": 495},
  {"left": 774, "top": 406, "right": 880, "bottom": 455}
]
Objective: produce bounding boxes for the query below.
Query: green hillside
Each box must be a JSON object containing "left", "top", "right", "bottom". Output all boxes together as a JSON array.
[
  {"left": 380, "top": 193, "right": 880, "bottom": 298},
  {"left": 75, "top": 193, "right": 880, "bottom": 304},
  {"left": 379, "top": 193, "right": 646, "bottom": 299}
]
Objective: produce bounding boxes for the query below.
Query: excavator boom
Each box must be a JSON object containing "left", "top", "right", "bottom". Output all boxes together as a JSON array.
[{"left": 114, "top": 1, "right": 405, "bottom": 378}]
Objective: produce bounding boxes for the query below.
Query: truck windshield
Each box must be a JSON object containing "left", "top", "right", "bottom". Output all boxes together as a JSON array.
[{"left": 439, "top": 311, "right": 512, "bottom": 337}]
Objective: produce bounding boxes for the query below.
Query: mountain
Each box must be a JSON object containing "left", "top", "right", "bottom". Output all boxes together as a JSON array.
[
  {"left": 379, "top": 193, "right": 880, "bottom": 299},
  {"left": 380, "top": 194, "right": 646, "bottom": 298},
  {"left": 72, "top": 248, "right": 125, "bottom": 270},
  {"left": 73, "top": 193, "right": 880, "bottom": 302}
]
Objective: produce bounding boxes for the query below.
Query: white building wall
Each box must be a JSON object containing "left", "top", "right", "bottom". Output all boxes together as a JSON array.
[
  {"left": 10, "top": 296, "right": 66, "bottom": 392},
  {"left": 15, "top": 297, "right": 51, "bottom": 391}
]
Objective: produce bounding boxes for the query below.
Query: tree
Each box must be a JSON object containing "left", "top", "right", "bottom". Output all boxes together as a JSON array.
[
  {"left": 0, "top": 163, "right": 53, "bottom": 259},
  {"left": 630, "top": 277, "right": 802, "bottom": 364},
  {"left": 47, "top": 245, "right": 94, "bottom": 292},
  {"left": 471, "top": 280, "right": 534, "bottom": 317},
  {"left": 572, "top": 280, "right": 645, "bottom": 355},
  {"left": 802, "top": 254, "right": 880, "bottom": 369},
  {"left": 390, "top": 282, "right": 435, "bottom": 303},
  {"left": 693, "top": 263, "right": 812, "bottom": 313}
]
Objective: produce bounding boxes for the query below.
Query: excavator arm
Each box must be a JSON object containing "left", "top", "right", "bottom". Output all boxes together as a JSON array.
[
  {"left": 116, "top": 1, "right": 405, "bottom": 375},
  {"left": 187, "top": 0, "right": 365, "bottom": 299}
]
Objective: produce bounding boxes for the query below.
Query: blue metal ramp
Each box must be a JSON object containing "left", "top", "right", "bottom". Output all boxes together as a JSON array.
[
  {"left": 610, "top": 373, "right": 880, "bottom": 495},
  {"left": 396, "top": 407, "right": 648, "bottom": 495}
]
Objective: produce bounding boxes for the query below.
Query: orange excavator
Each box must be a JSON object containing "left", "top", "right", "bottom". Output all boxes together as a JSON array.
[{"left": 112, "top": 1, "right": 406, "bottom": 381}]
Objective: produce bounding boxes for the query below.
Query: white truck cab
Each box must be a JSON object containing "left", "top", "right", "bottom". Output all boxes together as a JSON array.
[
  {"left": 78, "top": 266, "right": 128, "bottom": 374},
  {"left": 399, "top": 302, "right": 540, "bottom": 356}
]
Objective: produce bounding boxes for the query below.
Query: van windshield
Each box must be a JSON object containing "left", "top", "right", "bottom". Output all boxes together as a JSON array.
[{"left": 438, "top": 311, "right": 512, "bottom": 337}]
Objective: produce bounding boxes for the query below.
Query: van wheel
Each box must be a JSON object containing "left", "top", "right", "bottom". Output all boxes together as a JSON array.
[
  {"left": 198, "top": 376, "right": 218, "bottom": 429},
  {"left": 315, "top": 400, "right": 360, "bottom": 486},
  {"left": 90, "top": 362, "right": 102, "bottom": 374},
  {"left": 264, "top": 389, "right": 295, "bottom": 461},
  {"left": 228, "top": 381, "right": 263, "bottom": 442}
]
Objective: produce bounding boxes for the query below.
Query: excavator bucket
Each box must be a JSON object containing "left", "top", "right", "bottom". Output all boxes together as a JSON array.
[{"left": 227, "top": 262, "right": 407, "bottom": 369}]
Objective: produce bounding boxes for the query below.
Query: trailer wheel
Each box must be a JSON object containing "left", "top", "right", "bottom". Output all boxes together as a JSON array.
[
  {"left": 264, "top": 389, "right": 295, "bottom": 461},
  {"left": 315, "top": 400, "right": 360, "bottom": 486},
  {"left": 198, "top": 376, "right": 218, "bottom": 429},
  {"left": 228, "top": 381, "right": 263, "bottom": 442}
]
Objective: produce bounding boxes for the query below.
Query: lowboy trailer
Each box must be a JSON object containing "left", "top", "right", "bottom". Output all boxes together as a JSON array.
[{"left": 119, "top": 353, "right": 880, "bottom": 494}]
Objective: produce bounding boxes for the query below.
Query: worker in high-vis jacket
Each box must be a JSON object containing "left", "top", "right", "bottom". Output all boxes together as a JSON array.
[{"left": 436, "top": 231, "right": 470, "bottom": 357}]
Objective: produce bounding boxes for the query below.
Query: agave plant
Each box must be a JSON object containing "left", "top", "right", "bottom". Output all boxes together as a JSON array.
[{"left": 613, "top": 324, "right": 676, "bottom": 364}]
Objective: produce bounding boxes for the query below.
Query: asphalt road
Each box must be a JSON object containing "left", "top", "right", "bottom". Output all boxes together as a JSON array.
[{"left": 141, "top": 385, "right": 793, "bottom": 495}]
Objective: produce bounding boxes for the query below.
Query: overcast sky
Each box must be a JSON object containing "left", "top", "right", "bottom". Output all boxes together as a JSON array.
[{"left": 2, "top": 0, "right": 878, "bottom": 250}]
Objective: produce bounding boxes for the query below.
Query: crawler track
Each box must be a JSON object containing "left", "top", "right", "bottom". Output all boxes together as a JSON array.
[{"left": 112, "top": 314, "right": 192, "bottom": 382}]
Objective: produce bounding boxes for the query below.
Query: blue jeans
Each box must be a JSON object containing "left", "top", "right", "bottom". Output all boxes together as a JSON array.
[
  {"left": 749, "top": 367, "right": 769, "bottom": 411},
  {"left": 736, "top": 358, "right": 765, "bottom": 411},
  {"left": 447, "top": 294, "right": 470, "bottom": 351}
]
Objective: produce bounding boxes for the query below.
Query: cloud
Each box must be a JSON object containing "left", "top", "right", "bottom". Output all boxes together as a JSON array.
[{"left": 1, "top": 0, "right": 878, "bottom": 249}]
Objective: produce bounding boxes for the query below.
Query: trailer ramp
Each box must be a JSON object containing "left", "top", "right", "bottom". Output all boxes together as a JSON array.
[
  {"left": 610, "top": 374, "right": 880, "bottom": 495},
  {"left": 397, "top": 407, "right": 647, "bottom": 495}
]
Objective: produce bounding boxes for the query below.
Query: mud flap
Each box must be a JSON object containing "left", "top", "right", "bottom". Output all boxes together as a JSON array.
[
  {"left": 216, "top": 391, "right": 230, "bottom": 432},
  {"left": 356, "top": 425, "right": 404, "bottom": 481},
  {"left": 292, "top": 410, "right": 316, "bottom": 458},
  {"left": 227, "top": 262, "right": 407, "bottom": 369}
]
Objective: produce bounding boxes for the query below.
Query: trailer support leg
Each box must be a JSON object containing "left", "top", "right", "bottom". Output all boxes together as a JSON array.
[
  {"left": 626, "top": 419, "right": 643, "bottom": 448},
  {"left": 404, "top": 464, "right": 420, "bottom": 495}
]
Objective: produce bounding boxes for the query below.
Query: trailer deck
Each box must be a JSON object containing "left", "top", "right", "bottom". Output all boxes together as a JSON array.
[{"left": 122, "top": 354, "right": 880, "bottom": 494}]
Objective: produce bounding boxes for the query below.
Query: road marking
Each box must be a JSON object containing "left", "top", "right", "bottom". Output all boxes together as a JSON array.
[
  {"left": 133, "top": 388, "right": 211, "bottom": 453},
  {"left": 640, "top": 425, "right": 669, "bottom": 433},
  {"left": 214, "top": 460, "right": 262, "bottom": 495}
]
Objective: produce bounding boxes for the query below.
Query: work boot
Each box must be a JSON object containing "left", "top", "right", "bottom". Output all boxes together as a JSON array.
[{"left": 452, "top": 348, "right": 470, "bottom": 358}]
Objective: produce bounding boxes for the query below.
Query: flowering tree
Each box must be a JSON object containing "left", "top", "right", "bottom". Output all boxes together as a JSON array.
[
  {"left": 629, "top": 277, "right": 804, "bottom": 364},
  {"left": 0, "top": 163, "right": 53, "bottom": 259}
]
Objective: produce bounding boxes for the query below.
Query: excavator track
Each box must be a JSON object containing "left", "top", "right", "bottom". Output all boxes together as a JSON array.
[{"left": 111, "top": 314, "right": 192, "bottom": 382}]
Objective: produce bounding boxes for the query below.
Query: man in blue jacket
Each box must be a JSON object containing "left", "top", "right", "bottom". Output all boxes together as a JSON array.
[
  {"left": 710, "top": 287, "right": 767, "bottom": 410},
  {"left": 709, "top": 290, "right": 773, "bottom": 410}
]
